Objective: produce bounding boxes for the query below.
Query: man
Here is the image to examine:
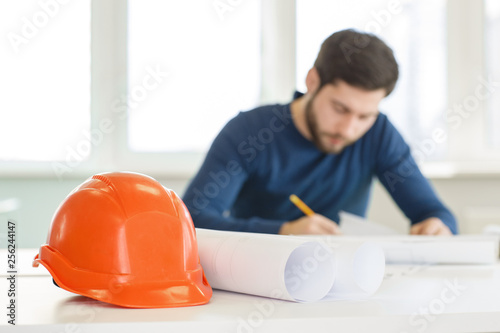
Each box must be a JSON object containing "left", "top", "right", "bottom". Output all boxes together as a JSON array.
[{"left": 183, "top": 29, "right": 457, "bottom": 235}]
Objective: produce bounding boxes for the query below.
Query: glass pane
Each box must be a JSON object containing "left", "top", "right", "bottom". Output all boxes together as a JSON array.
[
  {"left": 0, "top": 1, "right": 91, "bottom": 162},
  {"left": 485, "top": 0, "right": 500, "bottom": 148},
  {"left": 296, "top": 0, "right": 447, "bottom": 161},
  {"left": 128, "top": 0, "right": 261, "bottom": 153}
]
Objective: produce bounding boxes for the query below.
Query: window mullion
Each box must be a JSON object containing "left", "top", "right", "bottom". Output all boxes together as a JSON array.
[
  {"left": 446, "top": 0, "right": 486, "bottom": 163},
  {"left": 260, "top": 0, "right": 296, "bottom": 104},
  {"left": 89, "top": 0, "right": 128, "bottom": 173}
]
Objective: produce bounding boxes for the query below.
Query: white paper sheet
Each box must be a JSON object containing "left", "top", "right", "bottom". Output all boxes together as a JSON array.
[
  {"left": 196, "top": 229, "right": 386, "bottom": 302},
  {"left": 379, "top": 235, "right": 500, "bottom": 264},
  {"left": 339, "top": 211, "right": 400, "bottom": 235},
  {"left": 307, "top": 235, "right": 500, "bottom": 265},
  {"left": 337, "top": 212, "right": 500, "bottom": 265}
]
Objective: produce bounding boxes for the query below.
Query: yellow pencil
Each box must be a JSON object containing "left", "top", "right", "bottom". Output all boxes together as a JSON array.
[{"left": 289, "top": 194, "right": 315, "bottom": 216}]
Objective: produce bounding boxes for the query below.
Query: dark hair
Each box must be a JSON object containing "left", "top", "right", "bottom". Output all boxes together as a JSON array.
[{"left": 313, "top": 29, "right": 399, "bottom": 96}]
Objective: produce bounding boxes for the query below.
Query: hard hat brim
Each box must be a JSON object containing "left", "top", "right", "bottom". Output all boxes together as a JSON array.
[{"left": 33, "top": 245, "right": 213, "bottom": 308}]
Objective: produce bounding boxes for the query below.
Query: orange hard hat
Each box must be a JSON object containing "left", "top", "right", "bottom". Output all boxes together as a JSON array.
[{"left": 33, "top": 171, "right": 212, "bottom": 308}]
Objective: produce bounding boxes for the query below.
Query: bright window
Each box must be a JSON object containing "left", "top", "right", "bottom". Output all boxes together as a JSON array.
[
  {"left": 0, "top": 1, "right": 90, "bottom": 162},
  {"left": 485, "top": 0, "right": 500, "bottom": 148},
  {"left": 127, "top": 0, "right": 261, "bottom": 153},
  {"left": 296, "top": 0, "right": 447, "bottom": 161},
  {"left": 1, "top": 1, "right": 498, "bottom": 177}
]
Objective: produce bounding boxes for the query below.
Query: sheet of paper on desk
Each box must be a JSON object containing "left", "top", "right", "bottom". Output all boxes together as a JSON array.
[
  {"left": 195, "top": 228, "right": 385, "bottom": 302},
  {"left": 379, "top": 235, "right": 500, "bottom": 264},
  {"left": 336, "top": 211, "right": 500, "bottom": 264},
  {"left": 310, "top": 235, "right": 500, "bottom": 265},
  {"left": 339, "top": 211, "right": 401, "bottom": 235}
]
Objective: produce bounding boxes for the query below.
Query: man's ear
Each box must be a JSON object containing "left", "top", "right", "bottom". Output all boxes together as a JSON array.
[{"left": 305, "top": 67, "right": 321, "bottom": 95}]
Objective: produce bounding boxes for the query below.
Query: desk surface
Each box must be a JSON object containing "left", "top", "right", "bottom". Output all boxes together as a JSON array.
[{"left": 1, "top": 249, "right": 500, "bottom": 333}]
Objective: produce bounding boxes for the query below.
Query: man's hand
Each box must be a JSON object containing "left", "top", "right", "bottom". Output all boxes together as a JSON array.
[
  {"left": 410, "top": 217, "right": 452, "bottom": 235},
  {"left": 279, "top": 214, "right": 342, "bottom": 235}
]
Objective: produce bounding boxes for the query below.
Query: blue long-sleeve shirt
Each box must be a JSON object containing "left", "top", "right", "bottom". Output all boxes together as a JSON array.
[{"left": 183, "top": 93, "right": 458, "bottom": 234}]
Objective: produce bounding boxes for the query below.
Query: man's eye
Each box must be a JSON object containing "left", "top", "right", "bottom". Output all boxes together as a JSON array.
[
  {"left": 359, "top": 114, "right": 375, "bottom": 121},
  {"left": 334, "top": 106, "right": 347, "bottom": 114}
]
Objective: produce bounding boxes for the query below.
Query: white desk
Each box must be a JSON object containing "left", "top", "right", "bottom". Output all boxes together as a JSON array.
[{"left": 1, "top": 249, "right": 500, "bottom": 333}]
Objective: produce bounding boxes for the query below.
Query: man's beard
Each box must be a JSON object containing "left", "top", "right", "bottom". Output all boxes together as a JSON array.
[{"left": 305, "top": 94, "right": 351, "bottom": 154}]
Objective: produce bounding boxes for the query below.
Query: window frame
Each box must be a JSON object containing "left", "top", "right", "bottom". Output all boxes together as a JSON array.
[{"left": 1, "top": 0, "right": 499, "bottom": 180}]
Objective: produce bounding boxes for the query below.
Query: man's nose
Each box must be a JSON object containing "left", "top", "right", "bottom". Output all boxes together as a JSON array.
[{"left": 338, "top": 114, "right": 358, "bottom": 138}]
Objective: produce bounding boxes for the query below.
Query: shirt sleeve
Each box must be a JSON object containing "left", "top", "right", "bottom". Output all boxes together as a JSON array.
[
  {"left": 373, "top": 117, "right": 458, "bottom": 234},
  {"left": 182, "top": 113, "right": 286, "bottom": 234}
]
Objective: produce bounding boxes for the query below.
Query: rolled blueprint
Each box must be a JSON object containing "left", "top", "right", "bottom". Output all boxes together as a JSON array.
[
  {"left": 196, "top": 229, "right": 386, "bottom": 302},
  {"left": 196, "top": 228, "right": 336, "bottom": 302},
  {"left": 317, "top": 238, "right": 386, "bottom": 300}
]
